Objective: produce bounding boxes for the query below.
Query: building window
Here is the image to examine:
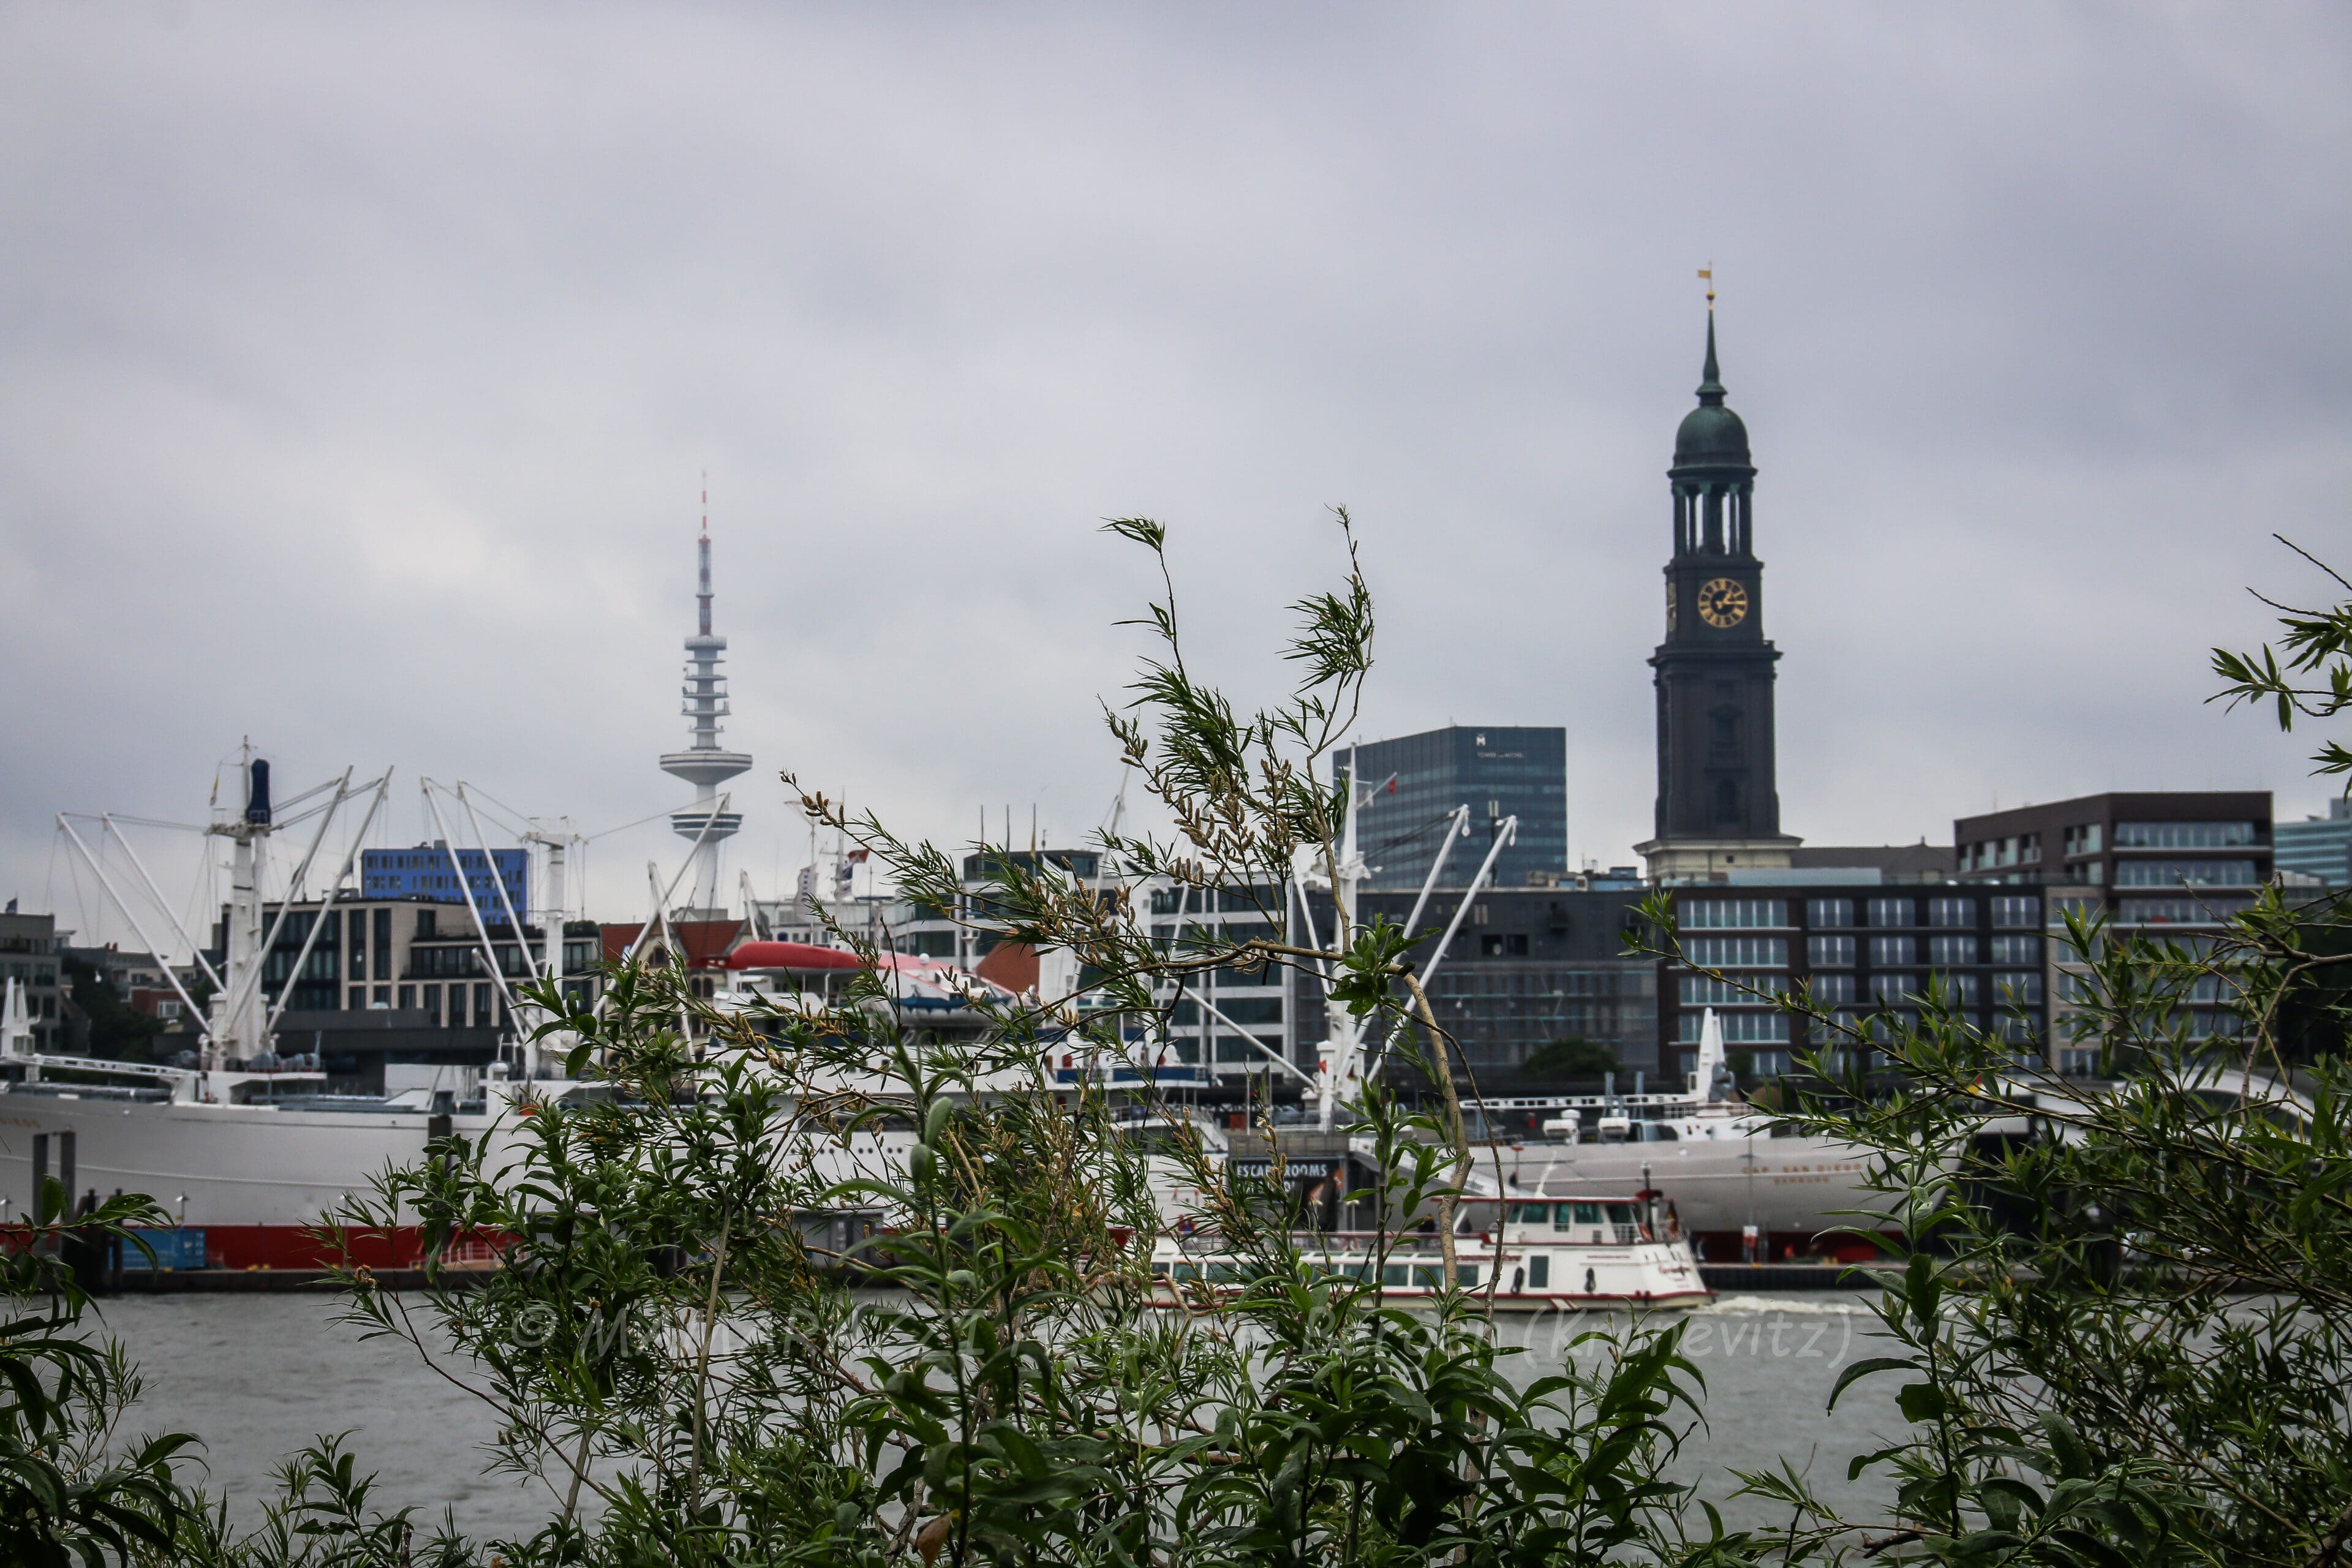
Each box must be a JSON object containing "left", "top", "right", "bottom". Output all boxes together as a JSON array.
[
  {"left": 373, "top": 908, "right": 392, "bottom": 980},
  {"left": 2113, "top": 859, "right": 2260, "bottom": 887},
  {"left": 1808, "top": 935, "right": 1855, "bottom": 967},
  {"left": 1684, "top": 899, "right": 1787, "bottom": 929},
  {"left": 1807, "top": 898, "right": 1853, "bottom": 928},
  {"left": 1996, "top": 972, "right": 2044, "bottom": 1005},
  {"left": 347, "top": 987, "right": 365, "bottom": 1011},
  {"left": 1991, "top": 896, "right": 2040, "bottom": 929},
  {"left": 1678, "top": 1011, "right": 1789, "bottom": 1042},
  {"left": 372, "top": 986, "right": 390, "bottom": 1008},
  {"left": 1684, "top": 937, "right": 1787, "bottom": 968},
  {"left": 1506, "top": 932, "right": 1529, "bottom": 956},
  {"left": 1871, "top": 973, "right": 1918, "bottom": 1003},
  {"left": 423, "top": 983, "right": 442, "bottom": 1023},
  {"left": 2114, "top": 821, "right": 2258, "bottom": 848},
  {"left": 397, "top": 984, "right": 415, "bottom": 1010},
  {"left": 2064, "top": 824, "right": 2104, "bottom": 857},
  {"left": 1928, "top": 935, "right": 1980, "bottom": 965},
  {"left": 1868, "top": 898, "right": 1913, "bottom": 928},
  {"left": 1804, "top": 973, "right": 1856, "bottom": 1003},
  {"left": 475, "top": 983, "right": 492, "bottom": 1023},
  {"left": 2117, "top": 896, "right": 2253, "bottom": 925},
  {"left": 1989, "top": 934, "right": 2040, "bottom": 964},
  {"left": 1680, "top": 975, "right": 1755, "bottom": 1006},
  {"left": 1927, "top": 897, "right": 1974, "bottom": 929},
  {"left": 1869, "top": 935, "right": 1917, "bottom": 966},
  {"left": 2065, "top": 862, "right": 2105, "bottom": 886}
]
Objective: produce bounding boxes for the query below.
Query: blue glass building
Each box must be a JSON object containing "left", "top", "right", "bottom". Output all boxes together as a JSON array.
[
  {"left": 361, "top": 845, "right": 529, "bottom": 918},
  {"left": 1336, "top": 726, "right": 1567, "bottom": 891},
  {"left": 2278, "top": 799, "right": 2352, "bottom": 888}
]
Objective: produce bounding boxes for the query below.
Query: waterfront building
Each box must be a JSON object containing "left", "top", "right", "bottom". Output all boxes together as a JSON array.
[
  {"left": 360, "top": 844, "right": 529, "bottom": 913},
  {"left": 1351, "top": 886, "right": 1657, "bottom": 1080},
  {"left": 1953, "top": 792, "right": 2274, "bottom": 892},
  {"left": 1955, "top": 792, "right": 2275, "bottom": 1073},
  {"left": 1653, "top": 884, "right": 2049, "bottom": 1084},
  {"left": 0, "top": 910, "right": 63, "bottom": 1054},
  {"left": 598, "top": 918, "right": 744, "bottom": 1003},
  {"left": 1635, "top": 308, "right": 1801, "bottom": 883},
  {"left": 2277, "top": 799, "right": 2352, "bottom": 888},
  {"left": 197, "top": 893, "right": 603, "bottom": 1091},
  {"left": 1333, "top": 726, "right": 1568, "bottom": 891},
  {"left": 1783, "top": 845, "right": 1956, "bottom": 883}
]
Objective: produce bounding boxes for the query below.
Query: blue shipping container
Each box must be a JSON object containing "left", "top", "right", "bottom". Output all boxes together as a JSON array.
[{"left": 122, "top": 1229, "right": 207, "bottom": 1270}]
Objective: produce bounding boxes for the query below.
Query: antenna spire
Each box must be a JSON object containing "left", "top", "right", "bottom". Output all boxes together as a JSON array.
[{"left": 696, "top": 472, "right": 713, "bottom": 639}]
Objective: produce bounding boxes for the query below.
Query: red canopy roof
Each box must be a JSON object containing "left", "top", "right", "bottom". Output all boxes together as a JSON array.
[{"left": 725, "top": 940, "right": 864, "bottom": 972}]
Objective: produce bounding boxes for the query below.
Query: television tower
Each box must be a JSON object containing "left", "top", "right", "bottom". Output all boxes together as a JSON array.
[{"left": 660, "top": 480, "right": 751, "bottom": 917}]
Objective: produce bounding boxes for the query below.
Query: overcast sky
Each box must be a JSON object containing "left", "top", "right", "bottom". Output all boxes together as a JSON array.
[{"left": 4, "top": 3, "right": 2347, "bottom": 949}]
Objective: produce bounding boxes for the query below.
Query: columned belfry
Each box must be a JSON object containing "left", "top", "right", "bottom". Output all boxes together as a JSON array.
[{"left": 1634, "top": 308, "right": 1801, "bottom": 883}]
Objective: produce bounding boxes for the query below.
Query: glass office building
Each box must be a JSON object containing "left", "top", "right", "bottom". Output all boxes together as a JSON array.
[{"left": 1336, "top": 726, "right": 1567, "bottom": 891}]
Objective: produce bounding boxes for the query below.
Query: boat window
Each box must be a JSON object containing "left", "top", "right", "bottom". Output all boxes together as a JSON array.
[
  {"left": 1606, "top": 1204, "right": 1638, "bottom": 1227},
  {"left": 1382, "top": 1264, "right": 1410, "bottom": 1287},
  {"left": 1570, "top": 1202, "right": 1604, "bottom": 1227},
  {"left": 1644, "top": 1123, "right": 1679, "bottom": 1142},
  {"left": 1458, "top": 1264, "right": 1479, "bottom": 1287},
  {"left": 1206, "top": 1263, "right": 1240, "bottom": 1283},
  {"left": 1173, "top": 1263, "right": 1201, "bottom": 1282},
  {"left": 1411, "top": 1265, "right": 1442, "bottom": 1289},
  {"left": 1511, "top": 1202, "right": 1552, "bottom": 1224},
  {"left": 1150, "top": 1262, "right": 1169, "bottom": 1278},
  {"left": 1527, "top": 1254, "right": 1550, "bottom": 1288}
]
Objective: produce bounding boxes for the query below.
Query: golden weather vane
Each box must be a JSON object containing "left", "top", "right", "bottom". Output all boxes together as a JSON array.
[{"left": 1698, "top": 263, "right": 1715, "bottom": 309}]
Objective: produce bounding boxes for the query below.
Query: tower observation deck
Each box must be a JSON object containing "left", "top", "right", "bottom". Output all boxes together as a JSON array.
[{"left": 660, "top": 494, "right": 752, "bottom": 917}]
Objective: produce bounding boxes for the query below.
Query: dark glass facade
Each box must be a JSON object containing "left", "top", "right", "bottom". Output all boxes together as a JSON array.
[{"left": 1335, "top": 726, "right": 1567, "bottom": 891}]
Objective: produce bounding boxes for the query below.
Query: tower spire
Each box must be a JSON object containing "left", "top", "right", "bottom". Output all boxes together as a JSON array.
[
  {"left": 662, "top": 475, "right": 751, "bottom": 918},
  {"left": 1695, "top": 264, "right": 1724, "bottom": 404},
  {"left": 696, "top": 471, "right": 713, "bottom": 638},
  {"left": 1697, "top": 313, "right": 1724, "bottom": 404}
]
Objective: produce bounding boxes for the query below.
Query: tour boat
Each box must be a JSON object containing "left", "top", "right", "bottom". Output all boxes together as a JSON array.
[{"left": 1149, "top": 1195, "right": 1711, "bottom": 1310}]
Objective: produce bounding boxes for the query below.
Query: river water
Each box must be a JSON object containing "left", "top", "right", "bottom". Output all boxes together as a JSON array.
[{"left": 98, "top": 1291, "right": 1903, "bottom": 1544}]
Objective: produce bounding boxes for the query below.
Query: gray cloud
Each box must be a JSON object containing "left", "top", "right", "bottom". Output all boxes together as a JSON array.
[{"left": 3, "top": 2, "right": 2346, "bottom": 940}]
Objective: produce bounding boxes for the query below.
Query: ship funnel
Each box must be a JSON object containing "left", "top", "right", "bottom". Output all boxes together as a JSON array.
[{"left": 244, "top": 759, "right": 273, "bottom": 826}]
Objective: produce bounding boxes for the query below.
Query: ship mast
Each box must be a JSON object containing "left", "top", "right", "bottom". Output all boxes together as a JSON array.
[{"left": 206, "top": 745, "right": 273, "bottom": 1074}]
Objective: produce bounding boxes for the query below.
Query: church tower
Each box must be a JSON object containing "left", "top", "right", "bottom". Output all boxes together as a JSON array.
[{"left": 1634, "top": 308, "right": 1801, "bottom": 883}]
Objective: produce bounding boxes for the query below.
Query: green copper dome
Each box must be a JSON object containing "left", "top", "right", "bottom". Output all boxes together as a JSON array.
[{"left": 1673, "top": 314, "right": 1751, "bottom": 467}]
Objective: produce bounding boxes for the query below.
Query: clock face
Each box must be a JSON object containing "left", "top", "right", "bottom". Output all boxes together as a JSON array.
[{"left": 1697, "top": 577, "right": 1749, "bottom": 628}]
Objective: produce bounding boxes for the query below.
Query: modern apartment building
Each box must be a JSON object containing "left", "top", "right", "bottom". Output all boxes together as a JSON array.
[
  {"left": 1655, "top": 884, "right": 2048, "bottom": 1084},
  {"left": 1952, "top": 792, "right": 2272, "bottom": 892}
]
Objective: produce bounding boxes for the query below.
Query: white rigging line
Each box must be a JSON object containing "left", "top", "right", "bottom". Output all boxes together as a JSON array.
[
  {"left": 456, "top": 782, "right": 540, "bottom": 983},
  {"left": 265, "top": 774, "right": 393, "bottom": 1030},
  {"left": 55, "top": 816, "right": 216, "bottom": 1039},
  {"left": 454, "top": 782, "right": 537, "bottom": 839},
  {"left": 584, "top": 802, "right": 687, "bottom": 842},
  {"left": 101, "top": 816, "right": 225, "bottom": 988},
  {"left": 419, "top": 780, "right": 525, "bottom": 1022}
]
